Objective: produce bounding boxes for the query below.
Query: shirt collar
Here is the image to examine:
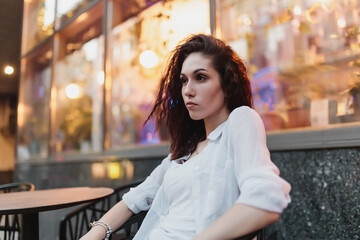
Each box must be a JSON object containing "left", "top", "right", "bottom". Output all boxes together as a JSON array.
[
  {"left": 173, "top": 120, "right": 227, "bottom": 162},
  {"left": 207, "top": 120, "right": 227, "bottom": 141},
  {"left": 173, "top": 153, "right": 191, "bottom": 164}
]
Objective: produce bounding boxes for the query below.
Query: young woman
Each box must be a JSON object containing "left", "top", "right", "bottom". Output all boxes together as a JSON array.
[{"left": 81, "top": 34, "right": 291, "bottom": 240}]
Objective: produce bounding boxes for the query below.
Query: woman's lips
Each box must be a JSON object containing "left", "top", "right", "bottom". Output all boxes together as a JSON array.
[{"left": 186, "top": 102, "right": 197, "bottom": 109}]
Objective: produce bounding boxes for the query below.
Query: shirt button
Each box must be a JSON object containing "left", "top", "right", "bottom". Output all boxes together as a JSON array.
[{"left": 194, "top": 166, "right": 199, "bottom": 171}]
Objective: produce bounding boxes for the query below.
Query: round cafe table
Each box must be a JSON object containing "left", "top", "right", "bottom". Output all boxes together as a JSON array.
[{"left": 0, "top": 187, "right": 114, "bottom": 240}]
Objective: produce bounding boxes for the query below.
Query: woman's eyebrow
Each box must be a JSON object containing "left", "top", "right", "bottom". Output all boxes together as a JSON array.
[
  {"left": 180, "top": 68, "right": 208, "bottom": 76},
  {"left": 194, "top": 68, "right": 207, "bottom": 73}
]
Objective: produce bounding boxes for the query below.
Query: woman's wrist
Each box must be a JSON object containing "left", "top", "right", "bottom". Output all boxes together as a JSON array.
[
  {"left": 81, "top": 225, "right": 106, "bottom": 240},
  {"left": 93, "top": 224, "right": 107, "bottom": 235},
  {"left": 90, "top": 220, "right": 112, "bottom": 239}
]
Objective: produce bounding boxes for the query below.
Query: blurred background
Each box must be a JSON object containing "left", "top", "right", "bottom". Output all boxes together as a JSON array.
[
  {"left": 0, "top": 0, "right": 22, "bottom": 183},
  {"left": 0, "top": 0, "right": 359, "bottom": 239}
]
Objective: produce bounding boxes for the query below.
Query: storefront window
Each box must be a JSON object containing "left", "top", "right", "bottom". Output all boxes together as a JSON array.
[
  {"left": 217, "top": 0, "right": 360, "bottom": 131},
  {"left": 106, "top": 0, "right": 210, "bottom": 149},
  {"left": 22, "top": 0, "right": 55, "bottom": 55},
  {"left": 55, "top": 0, "right": 98, "bottom": 29},
  {"left": 17, "top": 42, "right": 52, "bottom": 161},
  {"left": 51, "top": 2, "right": 104, "bottom": 154}
]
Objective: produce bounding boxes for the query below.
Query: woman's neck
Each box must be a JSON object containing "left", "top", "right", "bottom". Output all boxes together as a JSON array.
[{"left": 204, "top": 108, "right": 230, "bottom": 137}]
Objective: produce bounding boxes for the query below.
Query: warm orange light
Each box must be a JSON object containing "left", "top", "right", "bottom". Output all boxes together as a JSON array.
[
  {"left": 122, "top": 159, "right": 134, "bottom": 180},
  {"left": 17, "top": 102, "right": 25, "bottom": 128},
  {"left": 337, "top": 18, "right": 346, "bottom": 28},
  {"left": 294, "top": 6, "right": 302, "bottom": 15},
  {"left": 108, "top": 162, "right": 123, "bottom": 179},
  {"left": 139, "top": 50, "right": 159, "bottom": 69},
  {"left": 92, "top": 163, "right": 106, "bottom": 178},
  {"left": 4, "top": 65, "right": 14, "bottom": 75},
  {"left": 65, "top": 83, "right": 80, "bottom": 99}
]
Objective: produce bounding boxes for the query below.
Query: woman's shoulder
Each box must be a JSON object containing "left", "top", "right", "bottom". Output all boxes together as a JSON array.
[
  {"left": 157, "top": 153, "right": 172, "bottom": 168},
  {"left": 225, "top": 106, "right": 266, "bottom": 142},
  {"left": 228, "top": 106, "right": 262, "bottom": 124},
  {"left": 226, "top": 106, "right": 265, "bottom": 135}
]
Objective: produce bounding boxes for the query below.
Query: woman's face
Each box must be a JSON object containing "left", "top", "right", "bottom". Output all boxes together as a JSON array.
[{"left": 181, "top": 52, "right": 229, "bottom": 123}]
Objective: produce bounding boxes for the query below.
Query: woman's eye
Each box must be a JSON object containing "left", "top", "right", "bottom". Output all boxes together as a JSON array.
[
  {"left": 196, "top": 74, "right": 206, "bottom": 81},
  {"left": 180, "top": 77, "right": 188, "bottom": 84}
]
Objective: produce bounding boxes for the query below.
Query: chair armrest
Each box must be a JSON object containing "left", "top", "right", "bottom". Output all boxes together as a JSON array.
[
  {"left": 110, "top": 211, "right": 147, "bottom": 240},
  {"left": 235, "top": 227, "right": 266, "bottom": 240}
]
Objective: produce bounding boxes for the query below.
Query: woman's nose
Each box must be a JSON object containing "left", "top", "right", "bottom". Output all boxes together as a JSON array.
[{"left": 183, "top": 80, "right": 195, "bottom": 97}]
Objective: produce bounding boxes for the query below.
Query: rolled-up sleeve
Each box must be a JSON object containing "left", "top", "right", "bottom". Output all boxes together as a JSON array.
[
  {"left": 122, "top": 154, "right": 171, "bottom": 214},
  {"left": 229, "top": 108, "right": 291, "bottom": 213}
]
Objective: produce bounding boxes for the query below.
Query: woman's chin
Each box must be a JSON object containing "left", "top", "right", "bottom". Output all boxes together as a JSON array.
[{"left": 189, "top": 113, "right": 203, "bottom": 121}]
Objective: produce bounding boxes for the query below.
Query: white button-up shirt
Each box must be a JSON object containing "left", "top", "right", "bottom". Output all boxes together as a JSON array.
[{"left": 123, "top": 106, "right": 291, "bottom": 239}]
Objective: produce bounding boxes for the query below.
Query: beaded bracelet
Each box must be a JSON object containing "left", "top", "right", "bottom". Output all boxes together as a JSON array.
[{"left": 90, "top": 221, "right": 112, "bottom": 240}]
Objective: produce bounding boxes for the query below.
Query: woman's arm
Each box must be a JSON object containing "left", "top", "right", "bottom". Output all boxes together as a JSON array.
[
  {"left": 80, "top": 200, "right": 133, "bottom": 240},
  {"left": 80, "top": 155, "right": 172, "bottom": 239},
  {"left": 193, "top": 203, "right": 279, "bottom": 240}
]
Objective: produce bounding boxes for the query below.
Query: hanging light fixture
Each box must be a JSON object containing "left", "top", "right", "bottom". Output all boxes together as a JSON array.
[{"left": 4, "top": 65, "right": 14, "bottom": 75}]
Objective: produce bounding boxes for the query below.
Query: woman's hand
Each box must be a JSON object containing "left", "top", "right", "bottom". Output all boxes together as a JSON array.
[
  {"left": 192, "top": 203, "right": 279, "bottom": 240},
  {"left": 79, "top": 226, "right": 106, "bottom": 240},
  {"left": 79, "top": 200, "right": 134, "bottom": 240}
]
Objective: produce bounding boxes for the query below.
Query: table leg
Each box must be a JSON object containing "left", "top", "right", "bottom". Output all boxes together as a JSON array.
[{"left": 21, "top": 212, "right": 39, "bottom": 240}]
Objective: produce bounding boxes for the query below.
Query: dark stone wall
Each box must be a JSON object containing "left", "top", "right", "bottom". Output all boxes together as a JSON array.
[
  {"left": 268, "top": 148, "right": 360, "bottom": 240},
  {"left": 15, "top": 157, "right": 161, "bottom": 189},
  {"left": 14, "top": 148, "right": 360, "bottom": 240}
]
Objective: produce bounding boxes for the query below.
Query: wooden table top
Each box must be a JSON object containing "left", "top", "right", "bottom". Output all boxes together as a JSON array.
[{"left": 0, "top": 187, "right": 114, "bottom": 214}]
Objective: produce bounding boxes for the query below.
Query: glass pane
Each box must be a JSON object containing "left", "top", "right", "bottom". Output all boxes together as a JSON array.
[
  {"left": 17, "top": 43, "right": 52, "bottom": 161},
  {"left": 217, "top": 0, "right": 360, "bottom": 132},
  {"left": 106, "top": 0, "right": 210, "bottom": 149},
  {"left": 51, "top": 2, "right": 104, "bottom": 154},
  {"left": 22, "top": 0, "right": 55, "bottom": 55},
  {"left": 55, "top": 0, "right": 98, "bottom": 29}
]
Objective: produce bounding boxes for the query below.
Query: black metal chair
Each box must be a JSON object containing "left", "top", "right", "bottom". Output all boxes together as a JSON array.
[
  {"left": 0, "top": 182, "right": 35, "bottom": 193},
  {"left": 110, "top": 211, "right": 147, "bottom": 240},
  {"left": 60, "top": 179, "right": 266, "bottom": 240},
  {"left": 236, "top": 228, "right": 266, "bottom": 240},
  {"left": 0, "top": 182, "right": 35, "bottom": 240},
  {"left": 111, "top": 214, "right": 265, "bottom": 240},
  {"left": 59, "top": 179, "right": 145, "bottom": 240}
]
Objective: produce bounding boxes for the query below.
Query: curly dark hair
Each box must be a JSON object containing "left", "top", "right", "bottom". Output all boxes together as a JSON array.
[{"left": 148, "top": 34, "right": 253, "bottom": 160}]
